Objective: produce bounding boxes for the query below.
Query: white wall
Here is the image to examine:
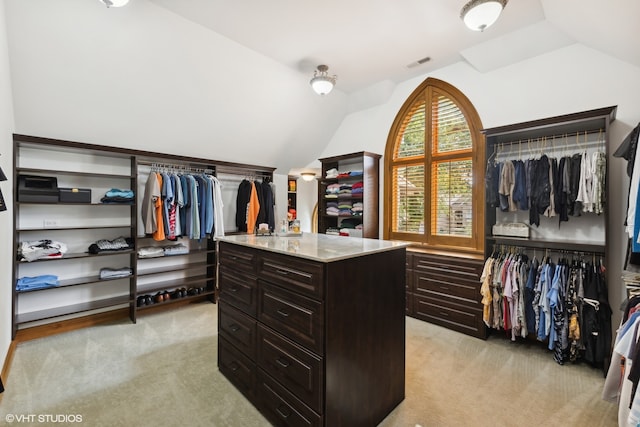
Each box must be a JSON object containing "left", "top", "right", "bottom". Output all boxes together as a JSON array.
[
  {"left": 295, "top": 178, "right": 318, "bottom": 233},
  {"left": 3, "top": 0, "right": 347, "bottom": 175},
  {"left": 0, "top": 0, "right": 14, "bottom": 377},
  {"left": 318, "top": 43, "right": 640, "bottom": 329}
]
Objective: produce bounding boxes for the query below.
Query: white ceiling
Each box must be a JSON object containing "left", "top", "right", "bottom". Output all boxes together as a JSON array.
[{"left": 147, "top": 0, "right": 640, "bottom": 95}]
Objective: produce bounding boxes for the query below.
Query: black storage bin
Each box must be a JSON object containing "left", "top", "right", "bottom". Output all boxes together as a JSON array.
[
  {"left": 59, "top": 188, "right": 92, "bottom": 203},
  {"left": 18, "top": 175, "right": 59, "bottom": 203}
]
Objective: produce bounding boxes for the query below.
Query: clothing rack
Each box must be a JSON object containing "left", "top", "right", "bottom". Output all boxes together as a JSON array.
[
  {"left": 137, "top": 159, "right": 214, "bottom": 175},
  {"left": 491, "top": 129, "right": 605, "bottom": 162},
  {"left": 216, "top": 164, "right": 273, "bottom": 179},
  {"left": 490, "top": 243, "right": 604, "bottom": 262}
]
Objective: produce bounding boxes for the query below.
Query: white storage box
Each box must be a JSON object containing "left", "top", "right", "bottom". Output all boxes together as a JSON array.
[{"left": 492, "top": 222, "right": 530, "bottom": 238}]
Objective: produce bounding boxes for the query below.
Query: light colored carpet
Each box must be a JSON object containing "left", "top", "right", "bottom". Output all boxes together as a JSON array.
[{"left": 0, "top": 303, "right": 617, "bottom": 426}]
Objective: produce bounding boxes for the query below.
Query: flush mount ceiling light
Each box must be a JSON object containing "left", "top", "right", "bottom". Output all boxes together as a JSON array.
[
  {"left": 98, "top": 0, "right": 130, "bottom": 7},
  {"left": 310, "top": 65, "right": 337, "bottom": 96},
  {"left": 460, "top": 0, "right": 508, "bottom": 32},
  {"left": 300, "top": 172, "right": 316, "bottom": 182}
]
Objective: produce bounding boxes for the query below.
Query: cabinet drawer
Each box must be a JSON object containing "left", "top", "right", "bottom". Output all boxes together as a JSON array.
[
  {"left": 219, "top": 242, "right": 258, "bottom": 273},
  {"left": 258, "top": 253, "right": 324, "bottom": 300},
  {"left": 414, "top": 295, "right": 485, "bottom": 338},
  {"left": 218, "top": 337, "right": 256, "bottom": 400},
  {"left": 259, "top": 281, "right": 324, "bottom": 355},
  {"left": 218, "top": 265, "right": 258, "bottom": 316},
  {"left": 219, "top": 302, "right": 257, "bottom": 360},
  {"left": 257, "top": 369, "right": 322, "bottom": 427},
  {"left": 414, "top": 271, "right": 480, "bottom": 303},
  {"left": 413, "top": 254, "right": 482, "bottom": 282},
  {"left": 258, "top": 325, "right": 323, "bottom": 413}
]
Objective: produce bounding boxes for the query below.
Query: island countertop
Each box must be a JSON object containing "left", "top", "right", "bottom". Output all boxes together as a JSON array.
[{"left": 216, "top": 233, "right": 409, "bottom": 263}]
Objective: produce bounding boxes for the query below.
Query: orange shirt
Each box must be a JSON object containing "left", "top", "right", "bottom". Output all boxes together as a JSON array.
[
  {"left": 153, "top": 172, "right": 166, "bottom": 241},
  {"left": 246, "top": 181, "right": 261, "bottom": 233}
]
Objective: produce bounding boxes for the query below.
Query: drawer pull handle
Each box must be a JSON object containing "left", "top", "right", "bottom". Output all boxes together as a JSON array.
[
  {"left": 276, "top": 309, "right": 290, "bottom": 317},
  {"left": 276, "top": 405, "right": 291, "bottom": 419},
  {"left": 229, "top": 362, "right": 239, "bottom": 372},
  {"left": 276, "top": 268, "right": 289, "bottom": 276},
  {"left": 229, "top": 255, "right": 238, "bottom": 260},
  {"left": 229, "top": 324, "right": 240, "bottom": 332},
  {"left": 440, "top": 311, "right": 449, "bottom": 317},
  {"left": 439, "top": 285, "right": 449, "bottom": 290},
  {"left": 229, "top": 286, "right": 238, "bottom": 293},
  {"left": 276, "top": 357, "right": 290, "bottom": 368}
]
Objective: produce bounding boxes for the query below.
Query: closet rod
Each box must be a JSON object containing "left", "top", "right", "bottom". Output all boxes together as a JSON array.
[
  {"left": 491, "top": 129, "right": 604, "bottom": 150},
  {"left": 491, "top": 243, "right": 605, "bottom": 257},
  {"left": 216, "top": 165, "right": 272, "bottom": 178},
  {"left": 493, "top": 132, "right": 605, "bottom": 161},
  {"left": 137, "top": 159, "right": 214, "bottom": 174}
]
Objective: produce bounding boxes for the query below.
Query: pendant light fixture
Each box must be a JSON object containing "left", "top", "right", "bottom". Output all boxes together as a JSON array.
[
  {"left": 310, "top": 65, "right": 337, "bottom": 96},
  {"left": 98, "top": 0, "right": 130, "bottom": 8},
  {"left": 460, "top": 0, "right": 508, "bottom": 32}
]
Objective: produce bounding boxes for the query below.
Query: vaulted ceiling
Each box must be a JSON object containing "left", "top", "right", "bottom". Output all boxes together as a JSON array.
[{"left": 148, "top": 0, "right": 640, "bottom": 94}]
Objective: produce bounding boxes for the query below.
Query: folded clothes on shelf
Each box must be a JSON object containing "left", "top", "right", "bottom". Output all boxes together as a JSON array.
[
  {"left": 16, "top": 274, "right": 59, "bottom": 291},
  {"left": 101, "top": 188, "right": 135, "bottom": 204},
  {"left": 138, "top": 246, "right": 165, "bottom": 258},
  {"left": 88, "top": 237, "right": 134, "bottom": 254},
  {"left": 19, "top": 240, "right": 68, "bottom": 262},
  {"left": 99, "top": 267, "right": 133, "bottom": 280},
  {"left": 163, "top": 243, "right": 189, "bottom": 256}
]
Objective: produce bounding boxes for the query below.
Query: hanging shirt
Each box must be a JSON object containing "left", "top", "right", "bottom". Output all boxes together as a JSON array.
[
  {"left": 211, "top": 176, "right": 225, "bottom": 238},
  {"left": 152, "top": 173, "right": 166, "bottom": 241},
  {"left": 247, "top": 181, "right": 261, "bottom": 233},
  {"left": 142, "top": 171, "right": 161, "bottom": 235}
]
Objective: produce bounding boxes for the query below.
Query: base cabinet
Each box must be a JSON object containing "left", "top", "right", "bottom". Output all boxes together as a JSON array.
[
  {"left": 406, "top": 251, "right": 486, "bottom": 339},
  {"left": 217, "top": 240, "right": 406, "bottom": 427}
]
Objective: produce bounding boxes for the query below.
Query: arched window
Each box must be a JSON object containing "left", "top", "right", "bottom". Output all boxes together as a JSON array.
[{"left": 384, "top": 78, "right": 484, "bottom": 253}]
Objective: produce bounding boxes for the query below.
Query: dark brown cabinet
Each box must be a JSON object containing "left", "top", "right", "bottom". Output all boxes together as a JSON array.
[
  {"left": 406, "top": 251, "right": 485, "bottom": 339},
  {"left": 217, "top": 237, "right": 406, "bottom": 427}
]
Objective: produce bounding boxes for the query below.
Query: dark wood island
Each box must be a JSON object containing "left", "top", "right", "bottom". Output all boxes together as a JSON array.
[{"left": 216, "top": 233, "right": 408, "bottom": 427}]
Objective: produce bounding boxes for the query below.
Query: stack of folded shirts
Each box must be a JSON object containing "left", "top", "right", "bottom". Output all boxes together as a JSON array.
[
  {"left": 99, "top": 267, "right": 133, "bottom": 280},
  {"left": 349, "top": 170, "right": 363, "bottom": 177},
  {"left": 138, "top": 246, "right": 165, "bottom": 258},
  {"left": 101, "top": 188, "right": 135, "bottom": 204},
  {"left": 338, "top": 200, "right": 353, "bottom": 216},
  {"left": 326, "top": 201, "right": 339, "bottom": 216},
  {"left": 163, "top": 243, "right": 189, "bottom": 256},
  {"left": 326, "top": 227, "right": 340, "bottom": 235},
  {"left": 339, "top": 184, "right": 352, "bottom": 195},
  {"left": 352, "top": 181, "right": 363, "bottom": 194},
  {"left": 352, "top": 202, "right": 364, "bottom": 215},
  {"left": 325, "top": 183, "right": 340, "bottom": 197},
  {"left": 16, "top": 275, "right": 59, "bottom": 291},
  {"left": 19, "top": 240, "right": 68, "bottom": 262},
  {"left": 325, "top": 168, "right": 339, "bottom": 179},
  {"left": 88, "top": 237, "right": 134, "bottom": 254}
]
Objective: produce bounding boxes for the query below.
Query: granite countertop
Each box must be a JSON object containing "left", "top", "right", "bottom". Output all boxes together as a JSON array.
[{"left": 216, "top": 233, "right": 409, "bottom": 263}]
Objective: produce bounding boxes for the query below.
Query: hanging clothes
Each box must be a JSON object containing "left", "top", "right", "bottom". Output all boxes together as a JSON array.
[
  {"left": 482, "top": 249, "right": 610, "bottom": 369},
  {"left": 247, "top": 181, "right": 261, "bottom": 233},
  {"left": 236, "top": 179, "right": 252, "bottom": 232}
]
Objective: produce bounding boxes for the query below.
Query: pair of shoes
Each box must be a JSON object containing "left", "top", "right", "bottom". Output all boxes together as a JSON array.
[
  {"left": 136, "top": 294, "right": 155, "bottom": 307},
  {"left": 154, "top": 291, "right": 171, "bottom": 303},
  {"left": 186, "top": 286, "right": 207, "bottom": 296},
  {"left": 172, "top": 287, "right": 188, "bottom": 299}
]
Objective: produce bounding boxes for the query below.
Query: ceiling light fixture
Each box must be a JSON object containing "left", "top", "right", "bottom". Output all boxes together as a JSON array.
[
  {"left": 310, "top": 65, "right": 337, "bottom": 96},
  {"left": 98, "top": 0, "right": 130, "bottom": 8},
  {"left": 460, "top": 0, "right": 508, "bottom": 32},
  {"left": 300, "top": 172, "right": 316, "bottom": 182}
]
